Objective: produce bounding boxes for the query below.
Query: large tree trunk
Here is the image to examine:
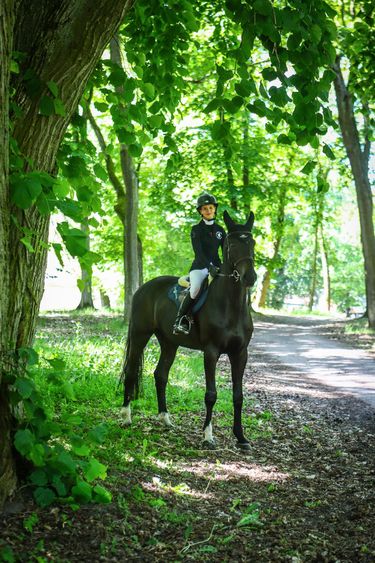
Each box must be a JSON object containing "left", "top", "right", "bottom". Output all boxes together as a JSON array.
[
  {"left": 0, "top": 0, "right": 17, "bottom": 510},
  {"left": 333, "top": 57, "right": 375, "bottom": 329},
  {"left": 0, "top": 0, "right": 132, "bottom": 509}
]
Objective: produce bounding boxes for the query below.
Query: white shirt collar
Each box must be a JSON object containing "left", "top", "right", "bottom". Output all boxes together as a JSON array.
[{"left": 203, "top": 219, "right": 215, "bottom": 225}]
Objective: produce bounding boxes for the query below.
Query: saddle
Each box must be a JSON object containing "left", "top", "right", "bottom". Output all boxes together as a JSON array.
[{"left": 168, "top": 273, "right": 214, "bottom": 314}]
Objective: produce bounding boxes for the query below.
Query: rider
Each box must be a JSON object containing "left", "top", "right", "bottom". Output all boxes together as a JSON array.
[{"left": 173, "top": 192, "right": 226, "bottom": 335}]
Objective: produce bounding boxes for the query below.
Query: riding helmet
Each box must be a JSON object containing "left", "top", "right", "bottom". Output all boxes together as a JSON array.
[{"left": 196, "top": 192, "right": 218, "bottom": 211}]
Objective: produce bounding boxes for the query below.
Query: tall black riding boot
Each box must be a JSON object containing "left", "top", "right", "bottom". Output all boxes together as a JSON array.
[{"left": 173, "top": 294, "right": 195, "bottom": 335}]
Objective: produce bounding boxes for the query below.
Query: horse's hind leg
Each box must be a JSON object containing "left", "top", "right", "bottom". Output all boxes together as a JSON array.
[
  {"left": 154, "top": 338, "right": 177, "bottom": 427},
  {"left": 121, "top": 330, "right": 152, "bottom": 425}
]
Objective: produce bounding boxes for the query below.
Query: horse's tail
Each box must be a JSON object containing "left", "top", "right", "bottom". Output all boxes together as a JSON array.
[{"left": 119, "top": 320, "right": 144, "bottom": 400}]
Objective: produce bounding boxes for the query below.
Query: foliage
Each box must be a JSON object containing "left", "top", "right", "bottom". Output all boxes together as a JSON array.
[{"left": 7, "top": 346, "right": 112, "bottom": 508}]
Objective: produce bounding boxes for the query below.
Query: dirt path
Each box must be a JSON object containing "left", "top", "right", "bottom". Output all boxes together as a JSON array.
[
  {"left": 252, "top": 314, "right": 375, "bottom": 408},
  {"left": 1, "top": 314, "right": 375, "bottom": 562}
]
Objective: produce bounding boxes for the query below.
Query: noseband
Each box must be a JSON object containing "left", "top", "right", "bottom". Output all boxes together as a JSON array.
[{"left": 218, "top": 231, "right": 254, "bottom": 282}]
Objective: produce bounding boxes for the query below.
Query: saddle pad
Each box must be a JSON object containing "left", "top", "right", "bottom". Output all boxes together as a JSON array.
[{"left": 167, "top": 283, "right": 209, "bottom": 314}]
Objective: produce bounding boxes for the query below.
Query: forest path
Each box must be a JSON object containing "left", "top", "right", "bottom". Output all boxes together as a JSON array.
[{"left": 251, "top": 314, "right": 375, "bottom": 408}]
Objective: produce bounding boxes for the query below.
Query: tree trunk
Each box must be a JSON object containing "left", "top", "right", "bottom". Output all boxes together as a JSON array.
[
  {"left": 76, "top": 220, "right": 94, "bottom": 309},
  {"left": 257, "top": 183, "right": 287, "bottom": 308},
  {"left": 0, "top": 0, "right": 17, "bottom": 508},
  {"left": 308, "top": 226, "right": 319, "bottom": 311},
  {"left": 333, "top": 57, "right": 375, "bottom": 328},
  {"left": 319, "top": 224, "right": 331, "bottom": 312},
  {"left": 0, "top": 0, "right": 132, "bottom": 509},
  {"left": 110, "top": 37, "right": 140, "bottom": 323}
]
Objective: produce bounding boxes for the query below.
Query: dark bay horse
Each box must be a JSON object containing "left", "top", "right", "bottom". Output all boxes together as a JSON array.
[{"left": 120, "top": 210, "right": 257, "bottom": 450}]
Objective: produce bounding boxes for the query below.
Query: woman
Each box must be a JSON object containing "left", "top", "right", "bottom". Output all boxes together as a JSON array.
[{"left": 173, "top": 192, "right": 226, "bottom": 335}]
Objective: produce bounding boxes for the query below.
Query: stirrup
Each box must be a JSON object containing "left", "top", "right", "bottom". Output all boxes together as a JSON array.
[{"left": 173, "top": 315, "right": 192, "bottom": 335}]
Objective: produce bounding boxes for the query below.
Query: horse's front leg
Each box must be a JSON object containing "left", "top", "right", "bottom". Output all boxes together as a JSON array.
[
  {"left": 202, "top": 346, "right": 219, "bottom": 449},
  {"left": 228, "top": 348, "right": 250, "bottom": 451}
]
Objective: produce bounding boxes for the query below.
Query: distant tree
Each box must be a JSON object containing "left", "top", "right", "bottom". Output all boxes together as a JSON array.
[{"left": 333, "top": 0, "right": 375, "bottom": 327}]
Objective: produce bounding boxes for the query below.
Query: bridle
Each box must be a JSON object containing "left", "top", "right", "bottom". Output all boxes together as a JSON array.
[{"left": 217, "top": 231, "right": 254, "bottom": 283}]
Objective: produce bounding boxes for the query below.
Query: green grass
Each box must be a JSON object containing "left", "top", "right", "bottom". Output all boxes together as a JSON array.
[{"left": 29, "top": 312, "right": 273, "bottom": 491}]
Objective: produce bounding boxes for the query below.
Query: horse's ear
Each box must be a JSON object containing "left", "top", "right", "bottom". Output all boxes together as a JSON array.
[
  {"left": 223, "top": 210, "right": 236, "bottom": 231},
  {"left": 246, "top": 211, "right": 255, "bottom": 231}
]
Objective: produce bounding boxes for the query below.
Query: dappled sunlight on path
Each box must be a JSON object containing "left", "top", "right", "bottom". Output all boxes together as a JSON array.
[{"left": 252, "top": 318, "right": 375, "bottom": 408}]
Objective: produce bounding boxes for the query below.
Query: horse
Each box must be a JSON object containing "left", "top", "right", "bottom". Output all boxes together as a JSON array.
[{"left": 120, "top": 210, "right": 257, "bottom": 450}]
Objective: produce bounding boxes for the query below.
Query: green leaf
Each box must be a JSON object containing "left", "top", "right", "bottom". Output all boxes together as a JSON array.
[
  {"left": 15, "top": 377, "right": 35, "bottom": 399},
  {"left": 47, "top": 81, "right": 59, "bottom": 97},
  {"left": 30, "top": 469, "right": 48, "bottom": 486},
  {"left": 10, "top": 60, "right": 19, "bottom": 74},
  {"left": 54, "top": 98, "right": 66, "bottom": 116},
  {"left": 52, "top": 243, "right": 64, "bottom": 267},
  {"left": 128, "top": 143, "right": 143, "bottom": 158},
  {"left": 323, "top": 143, "right": 335, "bottom": 160},
  {"left": 93, "top": 164, "right": 108, "bottom": 182},
  {"left": 83, "top": 459, "right": 107, "bottom": 482},
  {"left": 29, "top": 444, "right": 45, "bottom": 467},
  {"left": 300, "top": 160, "right": 317, "bottom": 174},
  {"left": 51, "top": 474, "right": 67, "bottom": 496},
  {"left": 253, "top": 0, "right": 273, "bottom": 16},
  {"left": 94, "top": 101, "right": 109, "bottom": 112},
  {"left": 61, "top": 381, "right": 76, "bottom": 400},
  {"left": 88, "top": 423, "right": 108, "bottom": 444},
  {"left": 35, "top": 191, "right": 51, "bottom": 215},
  {"left": 203, "top": 98, "right": 222, "bottom": 114},
  {"left": 211, "top": 120, "right": 230, "bottom": 141},
  {"left": 142, "top": 82, "right": 155, "bottom": 100},
  {"left": 14, "top": 429, "right": 35, "bottom": 455},
  {"left": 33, "top": 487, "right": 56, "bottom": 508},
  {"left": 20, "top": 237, "right": 35, "bottom": 253},
  {"left": 57, "top": 224, "right": 88, "bottom": 257},
  {"left": 10, "top": 174, "right": 42, "bottom": 209},
  {"left": 18, "top": 347, "right": 39, "bottom": 366},
  {"left": 72, "top": 480, "right": 93, "bottom": 503},
  {"left": 148, "top": 114, "right": 163, "bottom": 129},
  {"left": 310, "top": 24, "right": 322, "bottom": 44},
  {"left": 39, "top": 96, "right": 55, "bottom": 116},
  {"left": 277, "top": 133, "right": 292, "bottom": 145},
  {"left": 93, "top": 485, "right": 112, "bottom": 504},
  {"left": 55, "top": 451, "right": 77, "bottom": 475}
]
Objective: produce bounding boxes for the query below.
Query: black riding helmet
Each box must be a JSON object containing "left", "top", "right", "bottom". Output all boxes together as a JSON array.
[{"left": 196, "top": 192, "right": 218, "bottom": 211}]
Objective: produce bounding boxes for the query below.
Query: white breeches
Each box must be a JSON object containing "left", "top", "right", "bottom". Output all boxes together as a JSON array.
[{"left": 189, "top": 268, "right": 209, "bottom": 299}]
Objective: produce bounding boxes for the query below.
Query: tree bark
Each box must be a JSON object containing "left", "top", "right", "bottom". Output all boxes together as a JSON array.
[
  {"left": 0, "top": 0, "right": 18, "bottom": 509},
  {"left": 319, "top": 224, "right": 331, "bottom": 312},
  {"left": 308, "top": 225, "right": 319, "bottom": 311},
  {"left": 333, "top": 57, "right": 375, "bottom": 328},
  {"left": 110, "top": 37, "right": 140, "bottom": 323},
  {"left": 257, "top": 183, "right": 287, "bottom": 308},
  {"left": 76, "top": 220, "right": 94, "bottom": 309},
  {"left": 1, "top": 0, "right": 132, "bottom": 508}
]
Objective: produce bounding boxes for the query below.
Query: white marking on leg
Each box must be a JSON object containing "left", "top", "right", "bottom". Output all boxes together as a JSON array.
[
  {"left": 204, "top": 422, "right": 214, "bottom": 443},
  {"left": 159, "top": 412, "right": 173, "bottom": 427},
  {"left": 120, "top": 405, "right": 132, "bottom": 425}
]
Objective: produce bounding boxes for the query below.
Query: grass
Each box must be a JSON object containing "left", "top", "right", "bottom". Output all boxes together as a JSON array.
[{"left": 31, "top": 312, "right": 272, "bottom": 484}]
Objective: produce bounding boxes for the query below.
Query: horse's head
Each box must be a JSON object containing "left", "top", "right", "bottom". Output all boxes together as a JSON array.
[{"left": 223, "top": 210, "right": 257, "bottom": 287}]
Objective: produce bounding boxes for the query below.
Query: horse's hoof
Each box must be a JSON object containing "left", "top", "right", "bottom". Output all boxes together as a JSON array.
[
  {"left": 236, "top": 441, "right": 251, "bottom": 451},
  {"left": 202, "top": 440, "right": 216, "bottom": 450},
  {"left": 158, "top": 412, "right": 174, "bottom": 427}
]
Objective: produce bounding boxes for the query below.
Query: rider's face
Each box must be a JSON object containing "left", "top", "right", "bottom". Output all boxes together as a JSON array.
[{"left": 200, "top": 204, "right": 216, "bottom": 220}]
